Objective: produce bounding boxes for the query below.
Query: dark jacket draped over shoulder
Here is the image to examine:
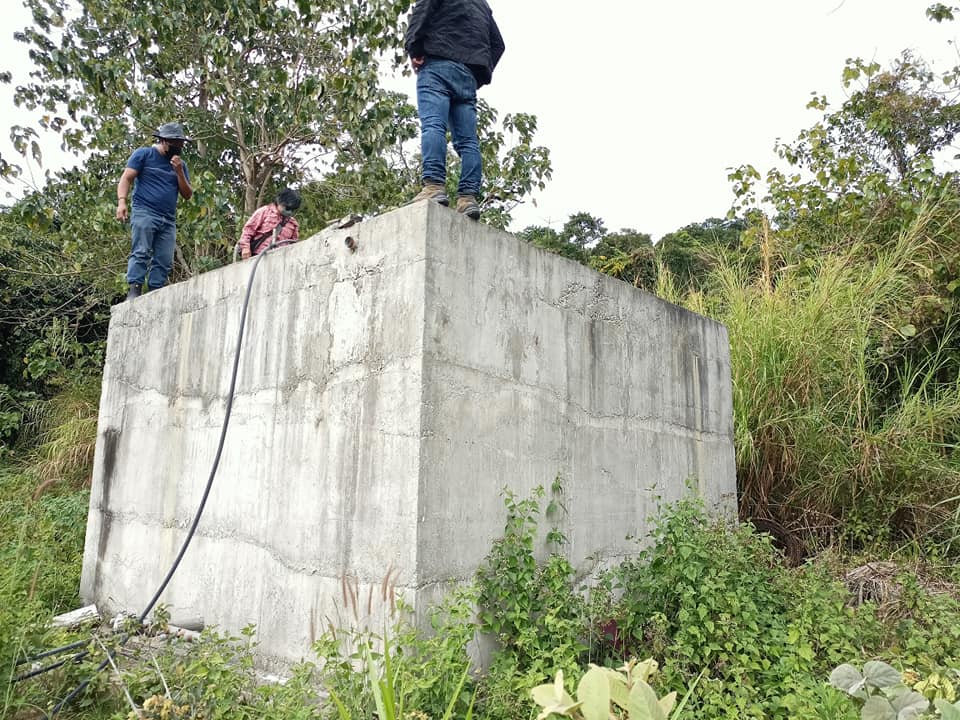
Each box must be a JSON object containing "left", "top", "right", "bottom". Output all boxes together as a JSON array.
[{"left": 404, "top": 0, "right": 505, "bottom": 87}]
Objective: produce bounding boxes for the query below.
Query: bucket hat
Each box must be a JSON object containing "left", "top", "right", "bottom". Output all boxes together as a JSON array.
[{"left": 152, "top": 122, "right": 191, "bottom": 142}]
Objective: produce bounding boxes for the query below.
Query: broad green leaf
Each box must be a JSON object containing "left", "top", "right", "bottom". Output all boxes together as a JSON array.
[
  {"left": 659, "top": 691, "right": 677, "bottom": 717},
  {"left": 830, "top": 664, "right": 867, "bottom": 698},
  {"left": 935, "top": 699, "right": 960, "bottom": 720},
  {"left": 576, "top": 667, "right": 610, "bottom": 720},
  {"left": 861, "top": 696, "right": 896, "bottom": 720},
  {"left": 530, "top": 683, "right": 558, "bottom": 707},
  {"left": 863, "top": 661, "right": 903, "bottom": 690},
  {"left": 608, "top": 673, "right": 631, "bottom": 711},
  {"left": 889, "top": 690, "right": 928, "bottom": 718},
  {"left": 627, "top": 680, "right": 666, "bottom": 720},
  {"left": 631, "top": 659, "right": 659, "bottom": 684},
  {"left": 532, "top": 671, "right": 577, "bottom": 715},
  {"left": 534, "top": 700, "right": 582, "bottom": 720}
]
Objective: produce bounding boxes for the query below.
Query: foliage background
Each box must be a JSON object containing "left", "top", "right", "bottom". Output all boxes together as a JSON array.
[{"left": 2, "top": 2, "right": 960, "bottom": 719}]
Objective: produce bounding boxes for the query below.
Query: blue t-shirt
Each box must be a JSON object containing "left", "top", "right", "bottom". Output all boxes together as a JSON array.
[{"left": 127, "top": 146, "right": 190, "bottom": 220}]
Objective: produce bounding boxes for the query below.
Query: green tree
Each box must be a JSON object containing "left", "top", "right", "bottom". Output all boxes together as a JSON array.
[
  {"left": 519, "top": 212, "right": 618, "bottom": 265},
  {"left": 728, "top": 52, "right": 960, "bottom": 245},
  {"left": 7, "top": 0, "right": 552, "bottom": 248},
  {"left": 520, "top": 217, "right": 660, "bottom": 291},
  {"left": 477, "top": 108, "right": 553, "bottom": 229},
  {"left": 719, "top": 28, "right": 960, "bottom": 542},
  {"left": 0, "top": 0, "right": 554, "bottom": 416},
  {"left": 589, "top": 228, "right": 656, "bottom": 290},
  {"left": 10, "top": 0, "right": 414, "bottom": 214},
  {"left": 656, "top": 217, "right": 747, "bottom": 294},
  {"left": 519, "top": 224, "right": 587, "bottom": 263},
  {"left": 302, "top": 97, "right": 553, "bottom": 230},
  {"left": 560, "top": 211, "right": 606, "bottom": 248},
  {"left": 727, "top": 48, "right": 959, "bottom": 388},
  {"left": 0, "top": 155, "right": 119, "bottom": 403}
]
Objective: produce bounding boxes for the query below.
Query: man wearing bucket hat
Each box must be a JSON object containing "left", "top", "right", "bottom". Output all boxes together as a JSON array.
[{"left": 116, "top": 122, "right": 193, "bottom": 300}]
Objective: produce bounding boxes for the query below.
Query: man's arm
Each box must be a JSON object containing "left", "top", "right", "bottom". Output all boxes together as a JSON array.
[
  {"left": 489, "top": 15, "right": 505, "bottom": 71},
  {"left": 238, "top": 206, "right": 267, "bottom": 259},
  {"left": 404, "top": 0, "right": 438, "bottom": 58},
  {"left": 116, "top": 167, "right": 139, "bottom": 222},
  {"left": 171, "top": 157, "right": 193, "bottom": 200}
]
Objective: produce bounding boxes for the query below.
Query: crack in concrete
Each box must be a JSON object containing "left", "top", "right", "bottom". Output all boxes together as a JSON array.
[
  {"left": 94, "top": 510, "right": 403, "bottom": 581},
  {"left": 111, "top": 354, "right": 423, "bottom": 401},
  {"left": 423, "top": 358, "right": 732, "bottom": 440},
  {"left": 429, "top": 356, "right": 726, "bottom": 438}
]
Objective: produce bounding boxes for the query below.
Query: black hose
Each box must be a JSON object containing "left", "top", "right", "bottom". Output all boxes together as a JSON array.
[
  {"left": 135, "top": 238, "right": 269, "bottom": 625},
  {"left": 36, "top": 237, "right": 279, "bottom": 717},
  {"left": 13, "top": 655, "right": 83, "bottom": 683},
  {"left": 48, "top": 656, "right": 111, "bottom": 717},
  {"left": 15, "top": 639, "right": 88, "bottom": 667}
]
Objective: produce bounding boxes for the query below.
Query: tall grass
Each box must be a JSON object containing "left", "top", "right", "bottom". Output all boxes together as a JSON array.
[
  {"left": 683, "top": 207, "right": 960, "bottom": 552},
  {"left": 0, "top": 466, "right": 89, "bottom": 717},
  {"left": 24, "top": 379, "right": 100, "bottom": 499},
  {"left": 1, "top": 380, "right": 100, "bottom": 713}
]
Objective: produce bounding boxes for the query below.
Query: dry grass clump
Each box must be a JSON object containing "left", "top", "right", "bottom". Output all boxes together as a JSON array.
[
  {"left": 843, "top": 560, "right": 959, "bottom": 621},
  {"left": 25, "top": 381, "right": 99, "bottom": 499}
]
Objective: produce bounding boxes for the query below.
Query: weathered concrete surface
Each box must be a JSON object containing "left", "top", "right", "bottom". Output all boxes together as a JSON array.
[{"left": 81, "top": 202, "right": 736, "bottom": 670}]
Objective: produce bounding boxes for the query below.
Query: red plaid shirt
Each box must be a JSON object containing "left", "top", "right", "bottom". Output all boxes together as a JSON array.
[{"left": 238, "top": 203, "right": 300, "bottom": 256}]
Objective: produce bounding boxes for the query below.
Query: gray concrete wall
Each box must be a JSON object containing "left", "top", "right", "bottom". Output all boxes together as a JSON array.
[
  {"left": 81, "top": 202, "right": 736, "bottom": 670},
  {"left": 416, "top": 211, "right": 735, "bottom": 595}
]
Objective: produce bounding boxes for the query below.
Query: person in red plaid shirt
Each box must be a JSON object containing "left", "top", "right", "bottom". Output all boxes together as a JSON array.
[{"left": 238, "top": 188, "right": 302, "bottom": 259}]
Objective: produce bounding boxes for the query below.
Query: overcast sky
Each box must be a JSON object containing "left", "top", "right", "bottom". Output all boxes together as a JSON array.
[{"left": 2, "top": 0, "right": 957, "bottom": 238}]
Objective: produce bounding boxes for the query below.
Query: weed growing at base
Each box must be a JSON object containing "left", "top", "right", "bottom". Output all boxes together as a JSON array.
[
  {"left": 4, "top": 474, "right": 960, "bottom": 719},
  {"left": 0, "top": 465, "right": 89, "bottom": 716}
]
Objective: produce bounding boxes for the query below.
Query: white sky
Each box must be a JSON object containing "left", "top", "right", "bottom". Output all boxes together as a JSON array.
[{"left": 2, "top": 0, "right": 958, "bottom": 238}]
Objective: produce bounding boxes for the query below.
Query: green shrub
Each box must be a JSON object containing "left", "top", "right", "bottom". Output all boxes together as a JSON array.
[
  {"left": 115, "top": 625, "right": 322, "bottom": 720},
  {"left": 475, "top": 485, "right": 589, "bottom": 720},
  {"left": 611, "top": 498, "right": 889, "bottom": 718},
  {"left": 5, "top": 462, "right": 958, "bottom": 720},
  {"left": 0, "top": 383, "right": 37, "bottom": 451},
  {"left": 830, "top": 661, "right": 960, "bottom": 720},
  {"left": 887, "top": 576, "right": 960, "bottom": 672}
]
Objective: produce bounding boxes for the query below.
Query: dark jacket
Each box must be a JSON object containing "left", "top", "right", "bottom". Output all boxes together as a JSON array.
[{"left": 404, "top": 0, "right": 505, "bottom": 87}]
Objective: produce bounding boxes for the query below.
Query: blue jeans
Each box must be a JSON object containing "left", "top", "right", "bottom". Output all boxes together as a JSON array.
[
  {"left": 127, "top": 207, "right": 176, "bottom": 290},
  {"left": 416, "top": 57, "right": 481, "bottom": 197}
]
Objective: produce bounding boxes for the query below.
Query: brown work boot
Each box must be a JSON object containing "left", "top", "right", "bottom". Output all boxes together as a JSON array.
[
  {"left": 410, "top": 182, "right": 449, "bottom": 206},
  {"left": 456, "top": 195, "right": 481, "bottom": 220}
]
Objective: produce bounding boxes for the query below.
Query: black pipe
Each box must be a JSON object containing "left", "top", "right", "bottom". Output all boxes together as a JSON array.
[
  {"left": 13, "top": 654, "right": 84, "bottom": 683},
  {"left": 37, "top": 236, "right": 280, "bottom": 717},
  {"left": 15, "top": 639, "right": 88, "bottom": 667}
]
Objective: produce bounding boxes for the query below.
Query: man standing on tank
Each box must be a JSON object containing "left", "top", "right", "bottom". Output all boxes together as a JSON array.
[
  {"left": 405, "top": 0, "right": 505, "bottom": 220},
  {"left": 116, "top": 122, "right": 193, "bottom": 301}
]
